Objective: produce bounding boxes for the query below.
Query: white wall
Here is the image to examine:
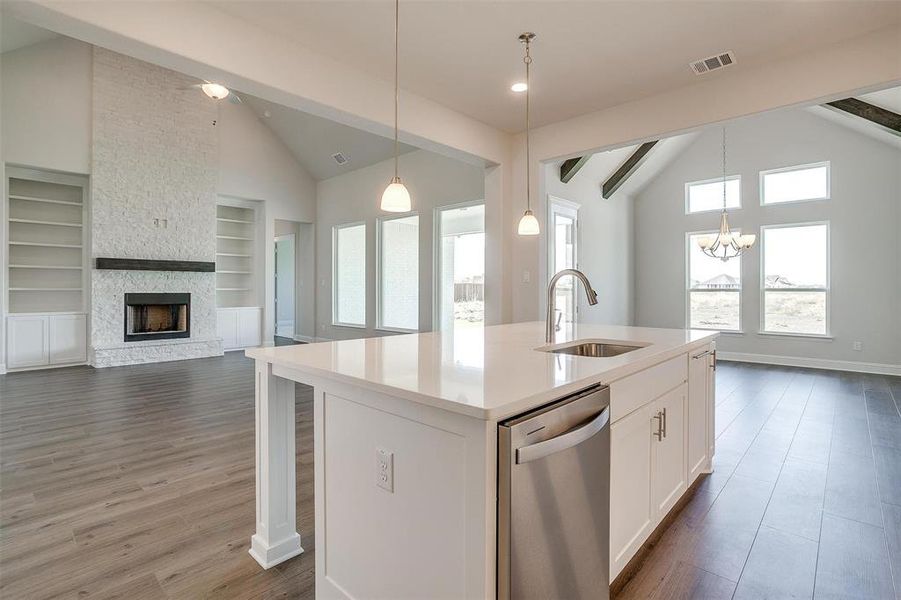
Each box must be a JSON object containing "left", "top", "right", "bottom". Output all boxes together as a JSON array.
[
  {"left": 216, "top": 99, "right": 317, "bottom": 344},
  {"left": 1, "top": 37, "right": 92, "bottom": 174},
  {"left": 543, "top": 154, "right": 634, "bottom": 326},
  {"left": 633, "top": 108, "right": 901, "bottom": 370},
  {"left": 316, "top": 150, "right": 485, "bottom": 340}
]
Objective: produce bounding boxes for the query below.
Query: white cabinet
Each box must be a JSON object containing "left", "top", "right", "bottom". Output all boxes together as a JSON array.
[
  {"left": 651, "top": 385, "right": 687, "bottom": 517},
  {"left": 688, "top": 344, "right": 715, "bottom": 483},
  {"left": 48, "top": 314, "right": 87, "bottom": 363},
  {"left": 7, "top": 315, "right": 49, "bottom": 368},
  {"left": 217, "top": 307, "right": 262, "bottom": 350},
  {"left": 610, "top": 403, "right": 654, "bottom": 576},
  {"left": 7, "top": 313, "right": 87, "bottom": 369}
]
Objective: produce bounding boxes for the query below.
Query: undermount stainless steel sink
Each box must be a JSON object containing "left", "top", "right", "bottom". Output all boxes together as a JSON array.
[{"left": 541, "top": 342, "right": 644, "bottom": 358}]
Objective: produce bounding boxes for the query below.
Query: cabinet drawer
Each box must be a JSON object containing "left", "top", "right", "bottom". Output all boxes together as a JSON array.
[{"left": 610, "top": 355, "right": 687, "bottom": 422}]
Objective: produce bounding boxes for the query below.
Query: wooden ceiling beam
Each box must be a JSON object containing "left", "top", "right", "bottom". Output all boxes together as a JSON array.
[
  {"left": 559, "top": 156, "right": 590, "bottom": 183},
  {"left": 823, "top": 97, "right": 901, "bottom": 137},
  {"left": 601, "top": 141, "right": 658, "bottom": 199}
]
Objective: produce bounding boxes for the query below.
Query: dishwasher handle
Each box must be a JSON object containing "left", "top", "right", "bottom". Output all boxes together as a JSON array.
[{"left": 516, "top": 407, "right": 610, "bottom": 464}]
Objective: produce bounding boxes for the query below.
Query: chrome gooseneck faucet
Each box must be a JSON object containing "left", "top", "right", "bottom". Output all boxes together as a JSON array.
[{"left": 546, "top": 269, "right": 598, "bottom": 343}]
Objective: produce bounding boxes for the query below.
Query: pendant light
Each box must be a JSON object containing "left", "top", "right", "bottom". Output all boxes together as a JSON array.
[
  {"left": 380, "top": 0, "right": 412, "bottom": 212},
  {"left": 517, "top": 32, "right": 540, "bottom": 236},
  {"left": 697, "top": 127, "right": 756, "bottom": 261}
]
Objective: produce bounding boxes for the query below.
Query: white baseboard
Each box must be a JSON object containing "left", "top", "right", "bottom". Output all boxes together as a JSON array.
[{"left": 717, "top": 351, "right": 901, "bottom": 376}]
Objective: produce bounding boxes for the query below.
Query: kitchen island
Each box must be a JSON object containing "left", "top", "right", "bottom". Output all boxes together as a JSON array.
[{"left": 246, "top": 322, "right": 717, "bottom": 598}]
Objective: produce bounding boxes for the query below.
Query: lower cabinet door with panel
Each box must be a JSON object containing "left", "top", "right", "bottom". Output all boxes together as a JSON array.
[
  {"left": 238, "top": 307, "right": 262, "bottom": 348},
  {"left": 610, "top": 403, "right": 654, "bottom": 578},
  {"left": 651, "top": 384, "right": 687, "bottom": 518},
  {"left": 7, "top": 316, "right": 49, "bottom": 369},
  {"left": 217, "top": 309, "right": 239, "bottom": 350},
  {"left": 687, "top": 348, "right": 712, "bottom": 483},
  {"left": 49, "top": 314, "right": 87, "bottom": 364}
]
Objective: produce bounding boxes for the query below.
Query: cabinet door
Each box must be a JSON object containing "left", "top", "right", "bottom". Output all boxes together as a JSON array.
[
  {"left": 708, "top": 348, "right": 716, "bottom": 461},
  {"left": 652, "top": 385, "right": 687, "bottom": 518},
  {"left": 610, "top": 404, "right": 653, "bottom": 578},
  {"left": 217, "top": 309, "right": 239, "bottom": 350},
  {"left": 7, "top": 316, "right": 49, "bottom": 368},
  {"left": 49, "top": 314, "right": 87, "bottom": 364},
  {"left": 238, "top": 308, "right": 261, "bottom": 348},
  {"left": 687, "top": 347, "right": 711, "bottom": 483}
]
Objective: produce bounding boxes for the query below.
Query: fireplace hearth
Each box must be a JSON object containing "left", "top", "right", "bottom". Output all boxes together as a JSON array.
[{"left": 124, "top": 293, "right": 190, "bottom": 342}]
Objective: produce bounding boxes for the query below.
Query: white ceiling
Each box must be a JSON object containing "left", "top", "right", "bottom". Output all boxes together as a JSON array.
[
  {"left": 1, "top": 13, "right": 59, "bottom": 53},
  {"left": 242, "top": 95, "right": 418, "bottom": 180},
  {"left": 208, "top": 1, "right": 901, "bottom": 132}
]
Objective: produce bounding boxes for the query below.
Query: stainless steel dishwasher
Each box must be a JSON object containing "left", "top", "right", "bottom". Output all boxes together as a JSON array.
[{"left": 498, "top": 384, "right": 610, "bottom": 600}]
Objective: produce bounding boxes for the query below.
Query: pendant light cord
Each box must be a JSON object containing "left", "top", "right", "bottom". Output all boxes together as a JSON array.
[
  {"left": 524, "top": 38, "right": 532, "bottom": 211},
  {"left": 721, "top": 126, "right": 727, "bottom": 213},
  {"left": 393, "top": 0, "right": 400, "bottom": 179}
]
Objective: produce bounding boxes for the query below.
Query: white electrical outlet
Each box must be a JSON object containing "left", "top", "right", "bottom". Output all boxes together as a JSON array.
[
  {"left": 376, "top": 448, "right": 394, "bottom": 493},
  {"left": 852, "top": 341, "right": 863, "bottom": 351}
]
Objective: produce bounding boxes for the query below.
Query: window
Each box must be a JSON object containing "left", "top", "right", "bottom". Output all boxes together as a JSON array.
[
  {"left": 548, "top": 197, "right": 579, "bottom": 327},
  {"left": 378, "top": 215, "right": 419, "bottom": 330},
  {"left": 686, "top": 176, "right": 740, "bottom": 214},
  {"left": 761, "top": 223, "right": 829, "bottom": 336},
  {"left": 761, "top": 162, "right": 829, "bottom": 205},
  {"left": 436, "top": 203, "right": 484, "bottom": 331},
  {"left": 333, "top": 223, "right": 366, "bottom": 326},
  {"left": 687, "top": 232, "right": 741, "bottom": 331}
]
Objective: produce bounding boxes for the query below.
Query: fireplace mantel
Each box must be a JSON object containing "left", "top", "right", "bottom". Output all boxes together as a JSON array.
[{"left": 95, "top": 258, "right": 215, "bottom": 272}]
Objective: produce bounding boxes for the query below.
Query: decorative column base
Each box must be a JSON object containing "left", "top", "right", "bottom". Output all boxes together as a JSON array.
[{"left": 249, "top": 532, "right": 303, "bottom": 569}]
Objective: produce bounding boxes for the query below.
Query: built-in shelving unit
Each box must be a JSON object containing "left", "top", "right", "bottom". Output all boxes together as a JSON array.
[
  {"left": 5, "top": 167, "right": 89, "bottom": 370},
  {"left": 6, "top": 171, "right": 88, "bottom": 314},
  {"left": 215, "top": 202, "right": 259, "bottom": 308}
]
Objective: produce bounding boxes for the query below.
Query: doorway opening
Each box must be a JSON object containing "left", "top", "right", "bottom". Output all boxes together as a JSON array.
[{"left": 436, "top": 202, "right": 485, "bottom": 332}]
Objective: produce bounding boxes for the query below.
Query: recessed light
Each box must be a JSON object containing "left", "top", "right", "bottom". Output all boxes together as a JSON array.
[{"left": 511, "top": 82, "right": 528, "bottom": 93}]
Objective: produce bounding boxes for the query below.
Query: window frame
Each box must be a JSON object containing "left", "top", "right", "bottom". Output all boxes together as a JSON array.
[
  {"left": 433, "top": 200, "right": 486, "bottom": 332},
  {"left": 685, "top": 229, "right": 743, "bottom": 333},
  {"left": 331, "top": 221, "right": 367, "bottom": 329},
  {"left": 759, "top": 221, "right": 831, "bottom": 338},
  {"left": 759, "top": 161, "right": 831, "bottom": 206},
  {"left": 547, "top": 195, "right": 581, "bottom": 323},
  {"left": 376, "top": 213, "right": 420, "bottom": 333},
  {"left": 684, "top": 174, "right": 742, "bottom": 215}
]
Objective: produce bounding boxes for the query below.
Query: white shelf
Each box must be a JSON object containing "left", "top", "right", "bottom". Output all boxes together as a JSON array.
[
  {"left": 9, "top": 218, "right": 82, "bottom": 228},
  {"left": 9, "top": 264, "right": 83, "bottom": 270},
  {"left": 216, "top": 252, "right": 251, "bottom": 257},
  {"left": 10, "top": 287, "right": 83, "bottom": 292},
  {"left": 217, "top": 287, "right": 251, "bottom": 291},
  {"left": 9, "top": 195, "right": 83, "bottom": 207},
  {"left": 217, "top": 270, "right": 251, "bottom": 274},
  {"left": 216, "top": 235, "right": 253, "bottom": 241},
  {"left": 217, "top": 217, "right": 254, "bottom": 224},
  {"left": 9, "top": 241, "right": 83, "bottom": 249},
  {"left": 216, "top": 201, "right": 258, "bottom": 309}
]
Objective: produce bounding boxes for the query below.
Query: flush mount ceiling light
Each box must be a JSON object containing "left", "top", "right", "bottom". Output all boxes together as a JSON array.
[
  {"left": 510, "top": 82, "right": 528, "bottom": 93},
  {"left": 201, "top": 82, "right": 230, "bottom": 100},
  {"left": 516, "top": 32, "right": 540, "bottom": 236},
  {"left": 697, "top": 127, "right": 756, "bottom": 261},
  {"left": 380, "top": 0, "right": 412, "bottom": 213}
]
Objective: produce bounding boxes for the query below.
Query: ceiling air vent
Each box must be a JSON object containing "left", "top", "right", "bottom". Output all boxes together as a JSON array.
[
  {"left": 690, "top": 51, "right": 736, "bottom": 75},
  {"left": 332, "top": 152, "right": 349, "bottom": 165}
]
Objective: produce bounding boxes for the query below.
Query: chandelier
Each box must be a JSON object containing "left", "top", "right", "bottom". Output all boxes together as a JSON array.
[{"left": 697, "top": 127, "right": 755, "bottom": 261}]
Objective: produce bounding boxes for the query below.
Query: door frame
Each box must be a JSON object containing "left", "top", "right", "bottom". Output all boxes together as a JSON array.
[
  {"left": 432, "top": 200, "right": 486, "bottom": 332},
  {"left": 547, "top": 195, "right": 581, "bottom": 322},
  {"left": 274, "top": 233, "right": 296, "bottom": 339}
]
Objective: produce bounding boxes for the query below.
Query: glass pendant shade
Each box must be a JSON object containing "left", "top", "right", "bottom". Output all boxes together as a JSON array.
[
  {"left": 380, "top": 177, "right": 412, "bottom": 212},
  {"left": 201, "top": 83, "right": 229, "bottom": 100},
  {"left": 517, "top": 209, "right": 540, "bottom": 236}
]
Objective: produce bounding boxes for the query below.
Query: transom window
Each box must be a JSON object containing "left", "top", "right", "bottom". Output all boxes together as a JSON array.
[
  {"left": 685, "top": 176, "right": 740, "bottom": 214},
  {"left": 332, "top": 222, "right": 366, "bottom": 327},
  {"left": 760, "top": 162, "right": 829, "bottom": 205},
  {"left": 761, "top": 223, "right": 829, "bottom": 336},
  {"left": 687, "top": 231, "right": 741, "bottom": 331},
  {"left": 377, "top": 214, "right": 419, "bottom": 331}
]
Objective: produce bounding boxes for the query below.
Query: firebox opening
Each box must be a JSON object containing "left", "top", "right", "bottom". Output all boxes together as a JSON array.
[{"left": 124, "top": 293, "right": 191, "bottom": 342}]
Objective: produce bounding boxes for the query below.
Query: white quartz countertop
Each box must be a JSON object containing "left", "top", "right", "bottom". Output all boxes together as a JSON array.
[{"left": 246, "top": 322, "right": 718, "bottom": 421}]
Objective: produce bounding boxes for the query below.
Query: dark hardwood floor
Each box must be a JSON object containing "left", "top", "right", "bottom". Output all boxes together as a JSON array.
[{"left": 1, "top": 356, "right": 899, "bottom": 599}]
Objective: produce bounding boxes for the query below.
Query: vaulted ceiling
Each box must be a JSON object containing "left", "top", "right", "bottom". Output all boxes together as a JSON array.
[{"left": 208, "top": 1, "right": 901, "bottom": 132}]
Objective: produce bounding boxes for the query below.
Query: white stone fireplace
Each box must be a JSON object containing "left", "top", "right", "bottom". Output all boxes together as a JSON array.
[{"left": 89, "top": 48, "right": 223, "bottom": 367}]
